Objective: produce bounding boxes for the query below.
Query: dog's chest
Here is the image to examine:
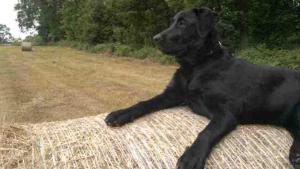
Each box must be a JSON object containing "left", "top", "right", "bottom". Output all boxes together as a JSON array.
[
  {"left": 180, "top": 68, "right": 228, "bottom": 109},
  {"left": 181, "top": 67, "right": 221, "bottom": 91}
]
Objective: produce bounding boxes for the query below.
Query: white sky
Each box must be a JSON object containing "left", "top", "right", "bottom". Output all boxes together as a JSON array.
[{"left": 0, "top": 0, "right": 34, "bottom": 39}]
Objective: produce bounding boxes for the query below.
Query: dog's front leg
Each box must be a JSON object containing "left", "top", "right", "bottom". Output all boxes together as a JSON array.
[
  {"left": 105, "top": 72, "right": 184, "bottom": 127},
  {"left": 177, "top": 113, "right": 237, "bottom": 169}
]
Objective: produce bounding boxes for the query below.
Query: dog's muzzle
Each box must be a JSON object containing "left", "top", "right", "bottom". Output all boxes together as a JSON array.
[{"left": 153, "top": 34, "right": 163, "bottom": 43}]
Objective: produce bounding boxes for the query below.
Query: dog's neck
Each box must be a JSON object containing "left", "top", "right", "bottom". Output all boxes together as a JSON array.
[{"left": 176, "top": 28, "right": 231, "bottom": 68}]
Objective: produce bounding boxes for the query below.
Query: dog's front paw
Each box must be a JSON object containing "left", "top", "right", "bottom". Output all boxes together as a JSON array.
[
  {"left": 105, "top": 110, "right": 134, "bottom": 127},
  {"left": 176, "top": 147, "right": 204, "bottom": 169},
  {"left": 290, "top": 152, "right": 300, "bottom": 169}
]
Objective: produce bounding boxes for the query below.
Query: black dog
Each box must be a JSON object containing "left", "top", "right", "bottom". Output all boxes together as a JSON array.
[{"left": 105, "top": 7, "right": 300, "bottom": 169}]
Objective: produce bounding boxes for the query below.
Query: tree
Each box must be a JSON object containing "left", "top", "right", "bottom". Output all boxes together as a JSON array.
[
  {"left": 248, "top": 0, "right": 300, "bottom": 47},
  {"left": 179, "top": 0, "right": 300, "bottom": 48},
  {"left": 0, "top": 24, "right": 13, "bottom": 43},
  {"left": 37, "top": 0, "right": 65, "bottom": 42},
  {"left": 14, "top": 0, "right": 38, "bottom": 32},
  {"left": 61, "top": 0, "right": 112, "bottom": 44},
  {"left": 14, "top": 0, "right": 300, "bottom": 49},
  {"left": 235, "top": 0, "right": 248, "bottom": 49},
  {"left": 15, "top": 0, "right": 65, "bottom": 42},
  {"left": 111, "top": 0, "right": 172, "bottom": 46}
]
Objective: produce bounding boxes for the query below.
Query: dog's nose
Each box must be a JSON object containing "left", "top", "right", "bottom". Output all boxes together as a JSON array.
[{"left": 153, "top": 34, "right": 162, "bottom": 43}]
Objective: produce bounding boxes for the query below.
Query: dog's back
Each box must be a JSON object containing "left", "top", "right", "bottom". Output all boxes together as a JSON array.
[{"left": 218, "top": 58, "right": 300, "bottom": 124}]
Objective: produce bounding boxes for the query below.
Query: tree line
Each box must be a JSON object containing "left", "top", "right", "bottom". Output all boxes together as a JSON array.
[
  {"left": 0, "top": 24, "right": 13, "bottom": 43},
  {"left": 15, "top": 0, "right": 300, "bottom": 50}
]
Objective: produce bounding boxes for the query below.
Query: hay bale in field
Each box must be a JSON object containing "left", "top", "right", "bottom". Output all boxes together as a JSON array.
[
  {"left": 0, "top": 107, "right": 294, "bottom": 168},
  {"left": 21, "top": 42, "right": 32, "bottom": 51}
]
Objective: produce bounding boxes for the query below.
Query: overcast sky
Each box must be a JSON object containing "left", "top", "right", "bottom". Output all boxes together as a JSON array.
[{"left": 0, "top": 0, "right": 33, "bottom": 39}]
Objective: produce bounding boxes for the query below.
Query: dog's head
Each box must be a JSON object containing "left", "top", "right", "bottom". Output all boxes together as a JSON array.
[{"left": 153, "top": 7, "right": 218, "bottom": 58}]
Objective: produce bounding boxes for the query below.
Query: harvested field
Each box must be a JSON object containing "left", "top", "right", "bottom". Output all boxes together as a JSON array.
[
  {"left": 0, "top": 46, "right": 295, "bottom": 169},
  {"left": 0, "top": 46, "right": 176, "bottom": 123}
]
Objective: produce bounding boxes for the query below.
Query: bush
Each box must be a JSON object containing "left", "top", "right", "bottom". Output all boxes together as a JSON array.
[
  {"left": 131, "top": 47, "right": 159, "bottom": 59},
  {"left": 23, "top": 35, "right": 45, "bottom": 46},
  {"left": 56, "top": 41, "right": 176, "bottom": 64},
  {"left": 11, "top": 40, "right": 21, "bottom": 46},
  {"left": 69, "top": 42, "right": 90, "bottom": 50},
  {"left": 113, "top": 44, "right": 135, "bottom": 56},
  {"left": 59, "top": 41, "right": 300, "bottom": 67},
  {"left": 238, "top": 44, "right": 300, "bottom": 69},
  {"left": 89, "top": 43, "right": 115, "bottom": 53},
  {"left": 127, "top": 46, "right": 175, "bottom": 64}
]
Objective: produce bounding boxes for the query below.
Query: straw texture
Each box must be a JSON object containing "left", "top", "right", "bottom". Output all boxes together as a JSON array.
[{"left": 1, "top": 107, "right": 294, "bottom": 169}]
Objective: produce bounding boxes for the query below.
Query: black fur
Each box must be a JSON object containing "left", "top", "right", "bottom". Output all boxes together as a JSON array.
[{"left": 105, "top": 7, "right": 300, "bottom": 169}]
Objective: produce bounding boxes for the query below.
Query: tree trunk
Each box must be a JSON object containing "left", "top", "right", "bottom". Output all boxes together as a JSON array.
[{"left": 237, "top": 0, "right": 248, "bottom": 49}]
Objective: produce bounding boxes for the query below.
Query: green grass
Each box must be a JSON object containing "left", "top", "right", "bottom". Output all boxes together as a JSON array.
[
  {"left": 238, "top": 44, "right": 300, "bottom": 69},
  {"left": 57, "top": 41, "right": 300, "bottom": 68},
  {"left": 58, "top": 41, "right": 176, "bottom": 65}
]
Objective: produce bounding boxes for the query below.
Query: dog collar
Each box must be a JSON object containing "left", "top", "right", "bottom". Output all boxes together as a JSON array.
[
  {"left": 207, "top": 41, "right": 223, "bottom": 56},
  {"left": 218, "top": 41, "right": 223, "bottom": 47}
]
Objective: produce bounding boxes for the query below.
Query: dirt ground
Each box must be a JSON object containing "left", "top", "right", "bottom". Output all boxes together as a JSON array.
[{"left": 0, "top": 46, "right": 176, "bottom": 124}]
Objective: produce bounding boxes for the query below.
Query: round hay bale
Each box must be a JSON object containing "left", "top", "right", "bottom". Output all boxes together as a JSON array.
[
  {"left": 0, "top": 107, "right": 293, "bottom": 168},
  {"left": 21, "top": 42, "right": 32, "bottom": 51}
]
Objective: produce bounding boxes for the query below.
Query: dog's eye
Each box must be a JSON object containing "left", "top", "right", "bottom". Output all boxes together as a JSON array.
[{"left": 177, "top": 20, "right": 185, "bottom": 27}]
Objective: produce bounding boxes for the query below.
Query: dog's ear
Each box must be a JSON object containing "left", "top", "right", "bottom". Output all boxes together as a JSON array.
[{"left": 193, "top": 8, "right": 218, "bottom": 38}]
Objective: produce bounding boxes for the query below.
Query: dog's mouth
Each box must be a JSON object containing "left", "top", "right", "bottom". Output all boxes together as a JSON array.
[
  {"left": 157, "top": 44, "right": 186, "bottom": 56},
  {"left": 153, "top": 34, "right": 183, "bottom": 55}
]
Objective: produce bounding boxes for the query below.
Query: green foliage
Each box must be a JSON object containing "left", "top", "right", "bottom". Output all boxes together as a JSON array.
[
  {"left": 71, "top": 42, "right": 91, "bottom": 51},
  {"left": 61, "top": 41, "right": 175, "bottom": 64},
  {"left": 248, "top": 0, "right": 300, "bottom": 47},
  {"left": 61, "top": 0, "right": 112, "bottom": 44},
  {"left": 56, "top": 39, "right": 300, "bottom": 68},
  {"left": 0, "top": 24, "right": 13, "bottom": 43},
  {"left": 131, "top": 47, "right": 159, "bottom": 59},
  {"left": 238, "top": 44, "right": 300, "bottom": 69},
  {"left": 11, "top": 39, "right": 22, "bottom": 46},
  {"left": 15, "top": 0, "right": 64, "bottom": 42},
  {"left": 24, "top": 35, "right": 45, "bottom": 45},
  {"left": 89, "top": 43, "right": 115, "bottom": 53},
  {"left": 15, "top": 0, "right": 300, "bottom": 60},
  {"left": 8, "top": 38, "right": 22, "bottom": 46},
  {"left": 110, "top": 0, "right": 172, "bottom": 46},
  {"left": 168, "top": 0, "right": 300, "bottom": 49},
  {"left": 14, "top": 0, "right": 39, "bottom": 32},
  {"left": 134, "top": 47, "right": 176, "bottom": 64},
  {"left": 113, "top": 44, "right": 134, "bottom": 56},
  {"left": 38, "top": 1, "right": 64, "bottom": 42},
  {"left": 113, "top": 45, "right": 176, "bottom": 64}
]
